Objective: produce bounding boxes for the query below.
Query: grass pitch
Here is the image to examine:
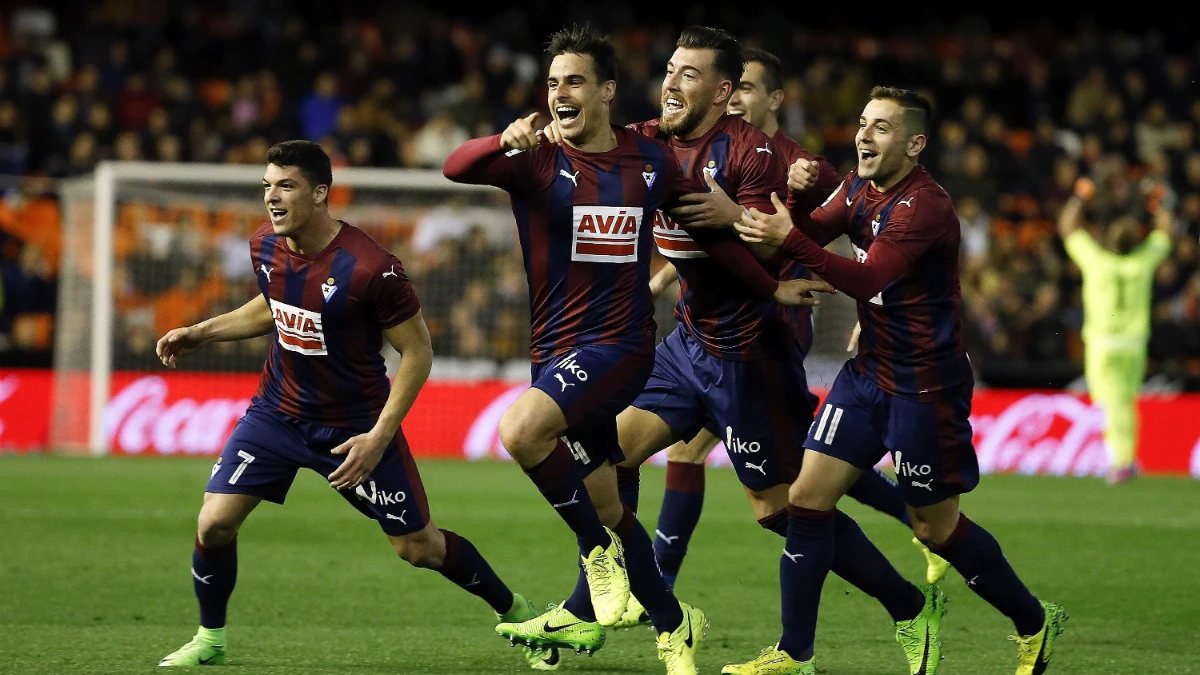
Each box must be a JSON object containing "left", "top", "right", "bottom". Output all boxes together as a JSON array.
[{"left": 1, "top": 456, "right": 1197, "bottom": 674}]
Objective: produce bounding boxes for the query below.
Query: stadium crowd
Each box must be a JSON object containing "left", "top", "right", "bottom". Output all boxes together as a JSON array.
[{"left": 0, "top": 4, "right": 1196, "bottom": 388}]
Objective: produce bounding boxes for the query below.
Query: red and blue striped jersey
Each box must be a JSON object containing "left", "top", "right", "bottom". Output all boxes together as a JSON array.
[
  {"left": 443, "top": 126, "right": 687, "bottom": 363},
  {"left": 770, "top": 129, "right": 842, "bottom": 356},
  {"left": 796, "top": 166, "right": 972, "bottom": 399},
  {"left": 248, "top": 221, "right": 420, "bottom": 428},
  {"left": 630, "top": 114, "right": 790, "bottom": 361}
]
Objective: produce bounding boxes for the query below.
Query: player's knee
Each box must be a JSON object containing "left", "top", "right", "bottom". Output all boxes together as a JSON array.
[
  {"left": 908, "top": 511, "right": 955, "bottom": 547},
  {"left": 498, "top": 406, "right": 552, "bottom": 457},
  {"left": 196, "top": 511, "right": 239, "bottom": 547},
  {"left": 787, "top": 480, "right": 835, "bottom": 511}
]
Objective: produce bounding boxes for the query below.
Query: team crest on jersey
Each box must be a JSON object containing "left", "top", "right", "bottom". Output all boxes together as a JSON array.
[
  {"left": 652, "top": 210, "right": 708, "bottom": 259},
  {"left": 321, "top": 277, "right": 337, "bottom": 302},
  {"left": 702, "top": 160, "right": 718, "bottom": 181},
  {"left": 269, "top": 299, "right": 327, "bottom": 356},
  {"left": 642, "top": 164, "right": 657, "bottom": 190},
  {"left": 871, "top": 215, "right": 882, "bottom": 236},
  {"left": 571, "top": 206, "right": 643, "bottom": 263}
]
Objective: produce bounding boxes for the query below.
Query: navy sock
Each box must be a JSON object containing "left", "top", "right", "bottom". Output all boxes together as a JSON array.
[
  {"left": 652, "top": 461, "right": 705, "bottom": 591},
  {"left": 193, "top": 536, "right": 237, "bottom": 630},
  {"left": 932, "top": 514, "right": 1045, "bottom": 636},
  {"left": 830, "top": 511, "right": 925, "bottom": 622},
  {"left": 562, "top": 563, "right": 597, "bottom": 622},
  {"left": 616, "top": 465, "right": 641, "bottom": 513},
  {"left": 616, "top": 506, "right": 684, "bottom": 633},
  {"left": 524, "top": 442, "right": 610, "bottom": 552},
  {"left": 761, "top": 509, "right": 923, "bottom": 623},
  {"left": 846, "top": 467, "right": 910, "bottom": 525},
  {"left": 436, "top": 529, "right": 513, "bottom": 614},
  {"left": 778, "top": 506, "right": 835, "bottom": 663}
]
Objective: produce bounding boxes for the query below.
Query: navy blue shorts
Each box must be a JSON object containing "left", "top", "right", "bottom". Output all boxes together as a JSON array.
[
  {"left": 630, "top": 326, "right": 817, "bottom": 491},
  {"left": 205, "top": 404, "right": 430, "bottom": 536},
  {"left": 530, "top": 331, "right": 656, "bottom": 476},
  {"left": 804, "top": 361, "right": 979, "bottom": 507}
]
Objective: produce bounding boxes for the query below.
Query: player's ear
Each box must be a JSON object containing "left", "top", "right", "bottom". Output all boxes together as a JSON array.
[
  {"left": 313, "top": 183, "right": 329, "bottom": 207},
  {"left": 601, "top": 80, "right": 616, "bottom": 105},
  {"left": 908, "top": 133, "right": 927, "bottom": 159},
  {"left": 716, "top": 78, "right": 733, "bottom": 106},
  {"left": 768, "top": 89, "right": 785, "bottom": 113}
]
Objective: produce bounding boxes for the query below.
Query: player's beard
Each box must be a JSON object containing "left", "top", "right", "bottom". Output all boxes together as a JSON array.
[{"left": 660, "top": 98, "right": 704, "bottom": 138}]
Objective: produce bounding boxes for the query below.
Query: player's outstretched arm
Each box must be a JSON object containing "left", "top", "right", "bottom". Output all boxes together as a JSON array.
[
  {"left": 1057, "top": 178, "right": 1092, "bottom": 239},
  {"left": 156, "top": 294, "right": 273, "bottom": 368},
  {"left": 739, "top": 193, "right": 911, "bottom": 303},
  {"left": 443, "top": 113, "right": 541, "bottom": 187},
  {"left": 328, "top": 311, "right": 433, "bottom": 491}
]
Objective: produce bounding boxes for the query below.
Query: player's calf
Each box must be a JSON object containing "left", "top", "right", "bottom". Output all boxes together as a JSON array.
[{"left": 388, "top": 523, "right": 445, "bottom": 568}]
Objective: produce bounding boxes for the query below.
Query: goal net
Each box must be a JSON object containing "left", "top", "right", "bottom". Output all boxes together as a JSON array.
[{"left": 52, "top": 161, "right": 859, "bottom": 454}]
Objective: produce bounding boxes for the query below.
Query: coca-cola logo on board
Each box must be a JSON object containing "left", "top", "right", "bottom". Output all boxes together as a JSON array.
[{"left": 105, "top": 376, "right": 251, "bottom": 455}]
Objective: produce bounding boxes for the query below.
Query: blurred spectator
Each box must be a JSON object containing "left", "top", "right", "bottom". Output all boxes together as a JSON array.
[{"left": 0, "top": 6, "right": 1192, "bottom": 386}]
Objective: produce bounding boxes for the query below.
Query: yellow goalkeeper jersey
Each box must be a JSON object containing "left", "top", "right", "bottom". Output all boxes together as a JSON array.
[{"left": 1064, "top": 229, "right": 1172, "bottom": 349}]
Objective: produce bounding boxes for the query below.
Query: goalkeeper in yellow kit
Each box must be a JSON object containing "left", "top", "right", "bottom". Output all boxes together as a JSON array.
[{"left": 1058, "top": 178, "right": 1174, "bottom": 484}]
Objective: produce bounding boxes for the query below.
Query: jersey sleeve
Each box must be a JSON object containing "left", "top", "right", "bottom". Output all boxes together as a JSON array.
[
  {"left": 731, "top": 134, "right": 787, "bottom": 213},
  {"left": 788, "top": 153, "right": 844, "bottom": 215},
  {"left": 442, "top": 134, "right": 549, "bottom": 195},
  {"left": 785, "top": 177, "right": 850, "bottom": 247},
  {"left": 1132, "top": 229, "right": 1173, "bottom": 268},
  {"left": 365, "top": 254, "right": 422, "bottom": 329},
  {"left": 1063, "top": 229, "right": 1107, "bottom": 268},
  {"left": 779, "top": 188, "right": 946, "bottom": 302}
]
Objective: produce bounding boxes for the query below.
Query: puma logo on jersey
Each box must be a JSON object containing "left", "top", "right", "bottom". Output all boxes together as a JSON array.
[
  {"left": 258, "top": 264, "right": 272, "bottom": 282},
  {"left": 554, "top": 373, "right": 575, "bottom": 392},
  {"left": 385, "top": 511, "right": 408, "bottom": 524},
  {"left": 382, "top": 265, "right": 398, "bottom": 279},
  {"left": 756, "top": 142, "right": 772, "bottom": 154},
  {"left": 899, "top": 197, "right": 915, "bottom": 208},
  {"left": 571, "top": 206, "right": 642, "bottom": 263},
  {"left": 911, "top": 480, "right": 934, "bottom": 491},
  {"left": 745, "top": 460, "right": 768, "bottom": 475},
  {"left": 270, "top": 299, "right": 327, "bottom": 356},
  {"left": 559, "top": 169, "right": 580, "bottom": 187}
]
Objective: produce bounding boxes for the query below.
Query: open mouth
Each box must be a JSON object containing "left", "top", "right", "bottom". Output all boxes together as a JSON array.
[
  {"left": 727, "top": 108, "right": 746, "bottom": 116},
  {"left": 664, "top": 95, "right": 685, "bottom": 114},
  {"left": 269, "top": 207, "right": 288, "bottom": 222},
  {"left": 859, "top": 148, "right": 878, "bottom": 161},
  {"left": 555, "top": 104, "right": 581, "bottom": 125}
]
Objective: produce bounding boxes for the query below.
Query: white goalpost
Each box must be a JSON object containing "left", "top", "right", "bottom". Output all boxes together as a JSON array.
[{"left": 52, "top": 160, "right": 859, "bottom": 455}]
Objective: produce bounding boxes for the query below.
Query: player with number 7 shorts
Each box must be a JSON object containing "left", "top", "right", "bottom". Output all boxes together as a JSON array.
[{"left": 156, "top": 140, "right": 559, "bottom": 671}]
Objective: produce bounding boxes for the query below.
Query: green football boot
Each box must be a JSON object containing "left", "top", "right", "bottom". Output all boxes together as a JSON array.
[
  {"left": 158, "top": 627, "right": 226, "bottom": 667},
  {"left": 496, "top": 602, "right": 606, "bottom": 655},
  {"left": 895, "top": 584, "right": 948, "bottom": 674},
  {"left": 498, "top": 593, "right": 561, "bottom": 670},
  {"left": 1011, "top": 601, "right": 1069, "bottom": 675}
]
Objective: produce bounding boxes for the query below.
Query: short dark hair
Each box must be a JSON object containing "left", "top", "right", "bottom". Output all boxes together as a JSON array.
[
  {"left": 266, "top": 140, "right": 332, "bottom": 189},
  {"left": 868, "top": 86, "right": 933, "bottom": 137},
  {"left": 742, "top": 47, "right": 784, "bottom": 92},
  {"left": 546, "top": 23, "right": 618, "bottom": 83},
  {"left": 676, "top": 26, "right": 744, "bottom": 83}
]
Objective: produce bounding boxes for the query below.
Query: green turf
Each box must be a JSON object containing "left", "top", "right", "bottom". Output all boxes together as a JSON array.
[{"left": 1, "top": 456, "right": 1197, "bottom": 674}]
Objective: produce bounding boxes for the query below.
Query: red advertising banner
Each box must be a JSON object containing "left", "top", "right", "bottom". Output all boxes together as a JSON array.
[{"left": 2, "top": 369, "right": 1198, "bottom": 477}]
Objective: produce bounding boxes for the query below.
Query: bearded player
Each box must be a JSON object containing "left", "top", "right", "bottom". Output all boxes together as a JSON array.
[
  {"left": 156, "top": 140, "right": 557, "bottom": 670},
  {"left": 627, "top": 47, "right": 946, "bottom": 605}
]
